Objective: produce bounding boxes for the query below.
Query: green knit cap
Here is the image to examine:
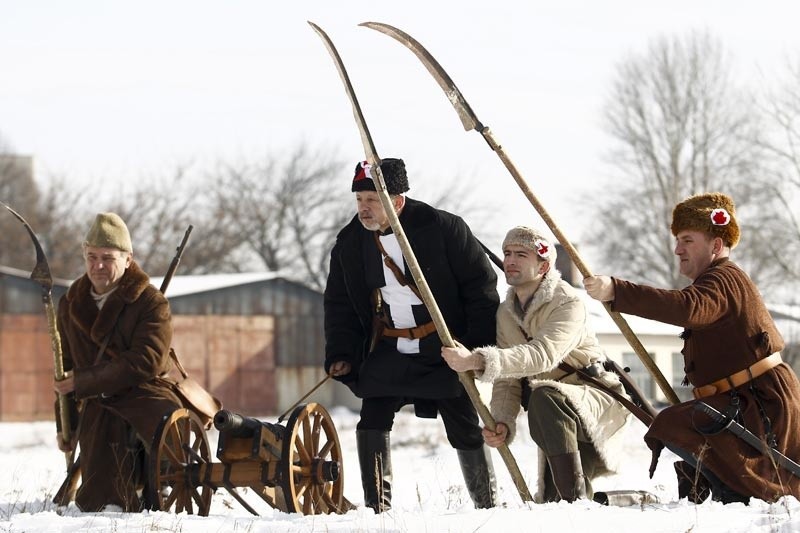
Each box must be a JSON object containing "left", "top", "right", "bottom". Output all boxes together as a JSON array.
[{"left": 84, "top": 212, "right": 132, "bottom": 252}]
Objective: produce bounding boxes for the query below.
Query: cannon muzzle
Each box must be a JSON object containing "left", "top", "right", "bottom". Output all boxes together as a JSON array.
[{"left": 214, "top": 410, "right": 265, "bottom": 438}]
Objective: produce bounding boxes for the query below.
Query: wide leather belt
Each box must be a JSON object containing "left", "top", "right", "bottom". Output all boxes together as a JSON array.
[
  {"left": 693, "top": 353, "right": 783, "bottom": 399},
  {"left": 382, "top": 321, "right": 437, "bottom": 340}
]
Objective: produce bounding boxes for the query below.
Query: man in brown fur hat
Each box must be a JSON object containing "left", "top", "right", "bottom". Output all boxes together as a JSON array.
[
  {"left": 53, "top": 212, "right": 183, "bottom": 511},
  {"left": 324, "top": 158, "right": 499, "bottom": 512},
  {"left": 584, "top": 192, "right": 800, "bottom": 504}
]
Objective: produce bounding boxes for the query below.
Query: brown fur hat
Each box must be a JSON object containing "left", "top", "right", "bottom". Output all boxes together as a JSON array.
[
  {"left": 670, "top": 192, "right": 740, "bottom": 248},
  {"left": 351, "top": 158, "right": 410, "bottom": 195}
]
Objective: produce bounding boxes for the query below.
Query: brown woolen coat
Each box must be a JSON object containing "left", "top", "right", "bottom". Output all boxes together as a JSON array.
[
  {"left": 57, "top": 261, "right": 182, "bottom": 511},
  {"left": 612, "top": 257, "right": 800, "bottom": 502}
]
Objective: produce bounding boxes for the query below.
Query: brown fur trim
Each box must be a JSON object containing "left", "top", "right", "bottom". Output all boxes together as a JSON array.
[{"left": 63, "top": 261, "right": 153, "bottom": 344}]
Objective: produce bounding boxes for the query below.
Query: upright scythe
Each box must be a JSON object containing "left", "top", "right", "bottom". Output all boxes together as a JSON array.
[
  {"left": 308, "top": 21, "right": 533, "bottom": 503},
  {"left": 360, "top": 22, "right": 680, "bottom": 406},
  {"left": 1, "top": 202, "right": 72, "bottom": 466}
]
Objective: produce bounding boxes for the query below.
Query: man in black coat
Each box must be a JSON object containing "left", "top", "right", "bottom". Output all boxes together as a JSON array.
[{"left": 324, "top": 158, "right": 499, "bottom": 512}]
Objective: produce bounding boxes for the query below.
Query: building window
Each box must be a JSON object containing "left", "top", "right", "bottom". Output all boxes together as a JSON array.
[
  {"left": 622, "top": 352, "right": 653, "bottom": 400},
  {"left": 671, "top": 352, "right": 686, "bottom": 388}
]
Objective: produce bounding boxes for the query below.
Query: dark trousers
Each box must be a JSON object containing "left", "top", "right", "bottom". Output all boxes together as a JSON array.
[
  {"left": 356, "top": 388, "right": 484, "bottom": 450},
  {"left": 527, "top": 386, "right": 601, "bottom": 499}
]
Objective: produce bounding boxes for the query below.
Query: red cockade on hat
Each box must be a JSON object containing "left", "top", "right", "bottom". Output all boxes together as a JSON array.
[
  {"left": 710, "top": 208, "right": 731, "bottom": 226},
  {"left": 354, "top": 161, "right": 373, "bottom": 183},
  {"left": 534, "top": 240, "right": 550, "bottom": 259}
]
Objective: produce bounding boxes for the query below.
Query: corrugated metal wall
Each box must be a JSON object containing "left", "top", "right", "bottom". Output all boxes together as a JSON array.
[
  {"left": 166, "top": 278, "right": 324, "bottom": 367},
  {"left": 0, "top": 269, "right": 69, "bottom": 420}
]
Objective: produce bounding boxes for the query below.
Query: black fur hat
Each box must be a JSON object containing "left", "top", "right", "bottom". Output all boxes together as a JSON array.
[{"left": 351, "top": 158, "right": 410, "bottom": 195}]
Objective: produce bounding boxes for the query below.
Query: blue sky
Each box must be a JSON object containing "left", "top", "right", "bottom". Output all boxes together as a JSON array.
[{"left": 2, "top": 0, "right": 799, "bottom": 253}]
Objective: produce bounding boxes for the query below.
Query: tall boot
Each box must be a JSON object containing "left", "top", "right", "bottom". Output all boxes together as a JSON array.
[
  {"left": 457, "top": 446, "right": 497, "bottom": 509},
  {"left": 356, "top": 430, "right": 392, "bottom": 513},
  {"left": 547, "top": 452, "right": 587, "bottom": 502}
]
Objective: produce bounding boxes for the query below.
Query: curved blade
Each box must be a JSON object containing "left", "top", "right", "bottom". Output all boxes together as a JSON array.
[
  {"left": 308, "top": 21, "right": 382, "bottom": 168},
  {"left": 0, "top": 201, "right": 52, "bottom": 290},
  {"left": 359, "top": 22, "right": 482, "bottom": 132}
]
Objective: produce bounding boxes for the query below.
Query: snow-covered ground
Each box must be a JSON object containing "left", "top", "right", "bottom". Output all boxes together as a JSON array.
[{"left": 2, "top": 406, "right": 799, "bottom": 532}]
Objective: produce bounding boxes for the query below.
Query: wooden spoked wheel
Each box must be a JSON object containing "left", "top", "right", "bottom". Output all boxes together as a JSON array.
[
  {"left": 280, "top": 403, "right": 346, "bottom": 514},
  {"left": 149, "top": 408, "right": 212, "bottom": 516}
]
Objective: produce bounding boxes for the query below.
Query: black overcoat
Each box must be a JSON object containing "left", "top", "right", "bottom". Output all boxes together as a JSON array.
[{"left": 324, "top": 197, "right": 498, "bottom": 399}]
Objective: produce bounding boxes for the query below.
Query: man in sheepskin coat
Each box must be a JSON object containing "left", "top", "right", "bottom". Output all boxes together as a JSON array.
[
  {"left": 585, "top": 193, "right": 800, "bottom": 504},
  {"left": 442, "top": 226, "right": 631, "bottom": 502},
  {"left": 324, "top": 158, "right": 499, "bottom": 512},
  {"left": 53, "top": 213, "right": 184, "bottom": 512}
]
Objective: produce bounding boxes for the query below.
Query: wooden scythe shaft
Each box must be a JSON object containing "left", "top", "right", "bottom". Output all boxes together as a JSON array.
[
  {"left": 479, "top": 129, "right": 680, "bottom": 405},
  {"left": 45, "top": 290, "right": 73, "bottom": 467},
  {"left": 308, "top": 21, "right": 533, "bottom": 502},
  {"left": 371, "top": 164, "right": 533, "bottom": 502}
]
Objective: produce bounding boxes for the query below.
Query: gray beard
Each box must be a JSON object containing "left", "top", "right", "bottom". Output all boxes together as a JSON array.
[{"left": 359, "top": 218, "right": 381, "bottom": 231}]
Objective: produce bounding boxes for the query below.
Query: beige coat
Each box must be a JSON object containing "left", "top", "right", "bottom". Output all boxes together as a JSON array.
[{"left": 474, "top": 271, "right": 631, "bottom": 500}]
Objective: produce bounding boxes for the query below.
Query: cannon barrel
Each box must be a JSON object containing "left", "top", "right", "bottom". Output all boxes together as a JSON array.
[{"left": 214, "top": 410, "right": 267, "bottom": 438}]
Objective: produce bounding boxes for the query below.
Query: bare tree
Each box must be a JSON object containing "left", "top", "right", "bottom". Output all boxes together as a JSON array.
[
  {"left": 0, "top": 136, "right": 42, "bottom": 271},
  {"left": 97, "top": 165, "right": 245, "bottom": 277},
  {"left": 753, "top": 59, "right": 800, "bottom": 298},
  {"left": 34, "top": 176, "right": 93, "bottom": 280},
  {"left": 207, "top": 145, "right": 349, "bottom": 290},
  {"left": 3, "top": 138, "right": 498, "bottom": 291},
  {"left": 587, "top": 31, "right": 782, "bottom": 295}
]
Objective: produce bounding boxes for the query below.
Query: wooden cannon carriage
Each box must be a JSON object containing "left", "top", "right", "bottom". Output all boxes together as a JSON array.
[{"left": 147, "top": 403, "right": 353, "bottom": 516}]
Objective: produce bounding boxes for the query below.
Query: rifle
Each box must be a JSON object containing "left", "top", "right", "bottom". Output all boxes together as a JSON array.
[{"left": 53, "top": 225, "right": 194, "bottom": 506}]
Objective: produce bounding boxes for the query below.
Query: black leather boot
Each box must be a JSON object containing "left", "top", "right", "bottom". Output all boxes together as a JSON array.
[
  {"left": 457, "top": 446, "right": 497, "bottom": 508},
  {"left": 674, "top": 460, "right": 711, "bottom": 503},
  {"left": 547, "top": 452, "right": 588, "bottom": 502},
  {"left": 356, "top": 430, "right": 392, "bottom": 513}
]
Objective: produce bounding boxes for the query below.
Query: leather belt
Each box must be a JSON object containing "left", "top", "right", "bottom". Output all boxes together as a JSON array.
[
  {"left": 382, "top": 321, "right": 437, "bottom": 340},
  {"left": 693, "top": 353, "right": 783, "bottom": 399}
]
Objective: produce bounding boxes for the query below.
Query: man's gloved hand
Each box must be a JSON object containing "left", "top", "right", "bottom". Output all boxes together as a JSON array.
[{"left": 329, "top": 361, "right": 352, "bottom": 377}]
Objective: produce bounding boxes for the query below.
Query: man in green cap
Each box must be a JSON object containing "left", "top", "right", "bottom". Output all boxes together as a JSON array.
[{"left": 53, "top": 212, "right": 183, "bottom": 511}]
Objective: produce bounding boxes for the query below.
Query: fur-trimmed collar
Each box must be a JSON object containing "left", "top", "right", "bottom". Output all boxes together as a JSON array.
[
  {"left": 503, "top": 269, "right": 563, "bottom": 326},
  {"left": 63, "top": 261, "right": 152, "bottom": 345}
]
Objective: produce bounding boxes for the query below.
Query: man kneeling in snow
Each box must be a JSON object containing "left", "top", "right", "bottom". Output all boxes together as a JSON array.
[{"left": 442, "top": 226, "right": 630, "bottom": 502}]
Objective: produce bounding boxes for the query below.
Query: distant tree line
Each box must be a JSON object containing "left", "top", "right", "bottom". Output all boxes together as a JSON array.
[
  {"left": 0, "top": 140, "right": 493, "bottom": 291},
  {"left": 3, "top": 29, "right": 800, "bottom": 304}
]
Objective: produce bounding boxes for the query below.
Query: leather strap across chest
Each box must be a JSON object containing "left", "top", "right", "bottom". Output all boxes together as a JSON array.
[
  {"left": 373, "top": 232, "right": 422, "bottom": 301},
  {"left": 371, "top": 232, "right": 435, "bottom": 341}
]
